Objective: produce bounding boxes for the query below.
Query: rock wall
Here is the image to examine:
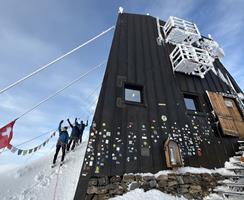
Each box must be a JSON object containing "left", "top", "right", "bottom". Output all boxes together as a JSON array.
[{"left": 84, "top": 173, "right": 225, "bottom": 200}]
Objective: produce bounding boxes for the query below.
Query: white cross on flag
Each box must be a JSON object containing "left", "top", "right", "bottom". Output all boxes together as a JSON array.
[{"left": 0, "top": 120, "right": 16, "bottom": 149}]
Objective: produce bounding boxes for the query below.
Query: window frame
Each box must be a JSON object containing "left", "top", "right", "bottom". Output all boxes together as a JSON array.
[
  {"left": 124, "top": 83, "right": 145, "bottom": 106},
  {"left": 223, "top": 96, "right": 244, "bottom": 120},
  {"left": 183, "top": 93, "right": 202, "bottom": 112}
]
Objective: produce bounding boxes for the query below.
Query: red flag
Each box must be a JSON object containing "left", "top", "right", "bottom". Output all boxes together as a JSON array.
[{"left": 0, "top": 120, "right": 16, "bottom": 149}]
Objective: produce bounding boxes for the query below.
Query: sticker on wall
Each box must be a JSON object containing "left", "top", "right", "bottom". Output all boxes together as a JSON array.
[
  {"left": 161, "top": 115, "right": 167, "bottom": 122},
  {"left": 95, "top": 166, "right": 100, "bottom": 174},
  {"left": 141, "top": 147, "right": 150, "bottom": 157},
  {"left": 197, "top": 148, "right": 202, "bottom": 156}
]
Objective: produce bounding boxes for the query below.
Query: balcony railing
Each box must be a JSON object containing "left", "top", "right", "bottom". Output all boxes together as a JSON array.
[
  {"left": 197, "top": 37, "right": 225, "bottom": 59},
  {"left": 163, "top": 16, "right": 201, "bottom": 44},
  {"left": 170, "top": 44, "right": 214, "bottom": 78}
]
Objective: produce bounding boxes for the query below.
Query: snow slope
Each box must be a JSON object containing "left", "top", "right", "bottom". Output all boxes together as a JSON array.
[
  {"left": 0, "top": 140, "right": 237, "bottom": 200},
  {"left": 0, "top": 141, "right": 87, "bottom": 200}
]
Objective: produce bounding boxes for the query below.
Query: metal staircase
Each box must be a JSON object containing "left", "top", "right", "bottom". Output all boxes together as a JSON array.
[{"left": 214, "top": 140, "right": 244, "bottom": 199}]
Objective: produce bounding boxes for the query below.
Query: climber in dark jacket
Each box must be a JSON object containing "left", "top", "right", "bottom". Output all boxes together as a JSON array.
[
  {"left": 67, "top": 118, "right": 80, "bottom": 151},
  {"left": 52, "top": 120, "right": 69, "bottom": 167},
  {"left": 78, "top": 119, "right": 88, "bottom": 143}
]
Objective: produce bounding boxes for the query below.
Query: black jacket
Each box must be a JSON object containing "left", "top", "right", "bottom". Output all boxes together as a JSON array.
[
  {"left": 67, "top": 118, "right": 80, "bottom": 138},
  {"left": 79, "top": 120, "right": 88, "bottom": 136}
]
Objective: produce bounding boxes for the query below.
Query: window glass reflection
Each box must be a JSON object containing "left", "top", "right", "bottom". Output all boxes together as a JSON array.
[{"left": 125, "top": 88, "right": 141, "bottom": 103}]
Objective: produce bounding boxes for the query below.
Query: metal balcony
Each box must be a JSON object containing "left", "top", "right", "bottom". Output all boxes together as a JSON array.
[
  {"left": 163, "top": 16, "right": 201, "bottom": 44},
  {"left": 170, "top": 44, "right": 214, "bottom": 78},
  {"left": 197, "top": 37, "right": 225, "bottom": 59}
]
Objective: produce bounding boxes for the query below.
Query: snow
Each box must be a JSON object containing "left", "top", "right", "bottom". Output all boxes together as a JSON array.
[
  {"left": 0, "top": 141, "right": 87, "bottom": 200},
  {"left": 0, "top": 140, "right": 241, "bottom": 200},
  {"left": 110, "top": 189, "right": 187, "bottom": 200},
  {"left": 126, "top": 165, "right": 235, "bottom": 178}
]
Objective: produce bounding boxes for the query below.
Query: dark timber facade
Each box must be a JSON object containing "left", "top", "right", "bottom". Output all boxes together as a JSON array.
[{"left": 74, "top": 13, "right": 244, "bottom": 199}]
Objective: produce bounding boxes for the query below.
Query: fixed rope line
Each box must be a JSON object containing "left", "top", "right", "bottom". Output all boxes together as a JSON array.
[
  {"left": 83, "top": 83, "right": 101, "bottom": 103},
  {"left": 87, "top": 94, "right": 100, "bottom": 114},
  {"left": 0, "top": 67, "right": 106, "bottom": 153},
  {"left": 0, "top": 26, "right": 115, "bottom": 95},
  {"left": 53, "top": 165, "right": 61, "bottom": 200},
  {"left": 17, "top": 60, "right": 106, "bottom": 119},
  {"left": 79, "top": 82, "right": 102, "bottom": 115}
]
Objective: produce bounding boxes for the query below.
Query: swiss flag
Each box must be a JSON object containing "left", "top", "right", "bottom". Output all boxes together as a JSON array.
[{"left": 0, "top": 120, "right": 16, "bottom": 149}]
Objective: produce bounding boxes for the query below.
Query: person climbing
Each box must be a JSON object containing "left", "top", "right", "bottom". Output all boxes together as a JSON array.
[
  {"left": 52, "top": 120, "right": 69, "bottom": 167},
  {"left": 78, "top": 119, "right": 88, "bottom": 143},
  {"left": 67, "top": 118, "right": 80, "bottom": 151}
]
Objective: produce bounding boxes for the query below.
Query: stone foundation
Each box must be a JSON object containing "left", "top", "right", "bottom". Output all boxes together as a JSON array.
[{"left": 85, "top": 173, "right": 225, "bottom": 200}]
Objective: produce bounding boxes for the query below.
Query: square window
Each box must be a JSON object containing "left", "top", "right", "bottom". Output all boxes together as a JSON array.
[
  {"left": 124, "top": 84, "right": 143, "bottom": 104},
  {"left": 183, "top": 94, "right": 200, "bottom": 111},
  {"left": 224, "top": 99, "right": 233, "bottom": 107}
]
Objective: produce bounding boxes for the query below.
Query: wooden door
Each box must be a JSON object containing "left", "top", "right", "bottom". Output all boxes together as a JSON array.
[
  {"left": 164, "top": 138, "right": 183, "bottom": 168},
  {"left": 207, "top": 91, "right": 244, "bottom": 138},
  {"left": 223, "top": 97, "right": 244, "bottom": 138}
]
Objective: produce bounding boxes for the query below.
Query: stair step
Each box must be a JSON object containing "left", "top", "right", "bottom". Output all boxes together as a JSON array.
[
  {"left": 239, "top": 146, "right": 244, "bottom": 150},
  {"left": 226, "top": 168, "right": 244, "bottom": 172},
  {"left": 214, "top": 189, "right": 244, "bottom": 196},
  {"left": 222, "top": 175, "right": 244, "bottom": 179},
  {"left": 232, "top": 162, "right": 244, "bottom": 168},
  {"left": 235, "top": 151, "right": 244, "bottom": 155},
  {"left": 226, "top": 183, "right": 244, "bottom": 188},
  {"left": 232, "top": 156, "right": 242, "bottom": 159}
]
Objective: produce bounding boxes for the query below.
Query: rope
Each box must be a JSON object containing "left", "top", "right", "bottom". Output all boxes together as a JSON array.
[
  {"left": 79, "top": 83, "right": 102, "bottom": 115},
  {"left": 87, "top": 94, "right": 99, "bottom": 114},
  {"left": 17, "top": 60, "right": 106, "bottom": 119},
  {"left": 1, "top": 70, "right": 103, "bottom": 154},
  {"left": 53, "top": 165, "right": 61, "bottom": 200},
  {"left": 0, "top": 26, "right": 115, "bottom": 95},
  {"left": 83, "top": 83, "right": 101, "bottom": 103}
]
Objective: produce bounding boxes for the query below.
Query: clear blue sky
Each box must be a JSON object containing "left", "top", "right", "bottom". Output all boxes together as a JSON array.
[{"left": 0, "top": 0, "right": 244, "bottom": 169}]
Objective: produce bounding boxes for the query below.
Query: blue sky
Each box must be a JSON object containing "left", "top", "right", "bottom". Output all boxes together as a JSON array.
[{"left": 0, "top": 0, "right": 244, "bottom": 169}]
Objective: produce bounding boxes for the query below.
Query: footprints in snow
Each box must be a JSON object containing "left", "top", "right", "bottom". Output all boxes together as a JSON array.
[{"left": 34, "top": 173, "right": 51, "bottom": 187}]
